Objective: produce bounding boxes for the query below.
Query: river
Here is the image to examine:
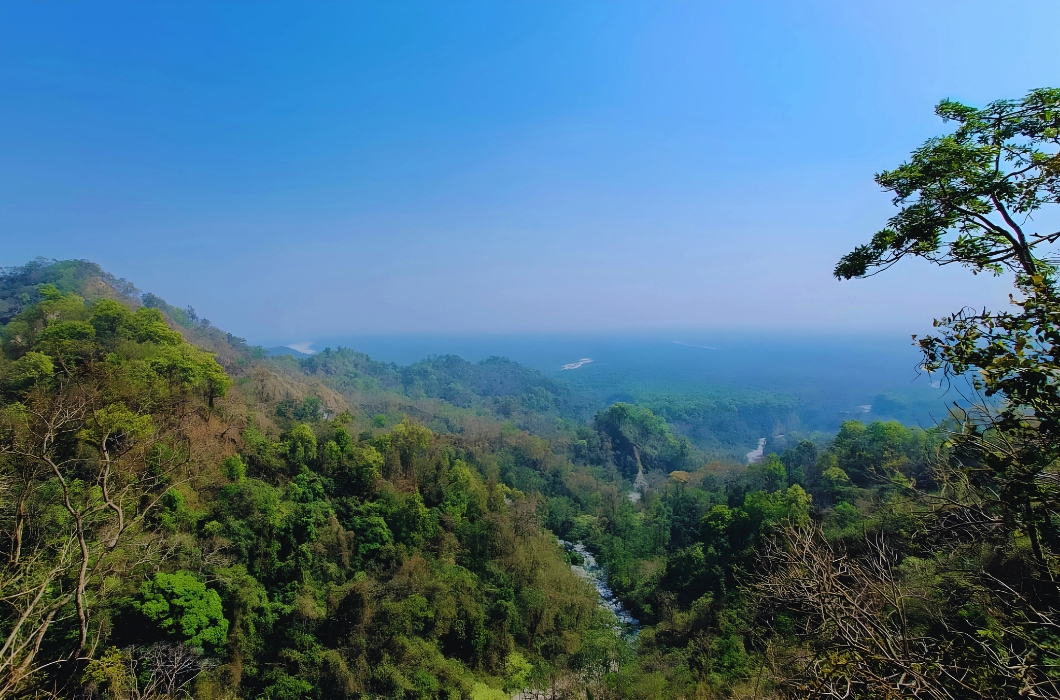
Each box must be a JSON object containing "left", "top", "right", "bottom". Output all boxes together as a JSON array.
[
  {"left": 746, "top": 437, "right": 767, "bottom": 463},
  {"left": 559, "top": 540, "right": 640, "bottom": 639}
]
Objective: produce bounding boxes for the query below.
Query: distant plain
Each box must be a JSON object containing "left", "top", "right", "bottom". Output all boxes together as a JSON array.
[{"left": 302, "top": 331, "right": 954, "bottom": 434}]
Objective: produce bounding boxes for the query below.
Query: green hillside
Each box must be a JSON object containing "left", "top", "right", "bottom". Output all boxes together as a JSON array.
[{"left": 6, "top": 137, "right": 1060, "bottom": 700}]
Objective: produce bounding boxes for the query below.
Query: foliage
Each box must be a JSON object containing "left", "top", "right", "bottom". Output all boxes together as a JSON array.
[
  {"left": 835, "top": 87, "right": 1060, "bottom": 280},
  {"left": 0, "top": 258, "right": 138, "bottom": 324},
  {"left": 761, "top": 85, "right": 1060, "bottom": 700},
  {"left": 0, "top": 263, "right": 986, "bottom": 699},
  {"left": 0, "top": 287, "right": 230, "bottom": 696},
  {"left": 594, "top": 403, "right": 696, "bottom": 476},
  {"left": 136, "top": 571, "right": 229, "bottom": 651},
  {"left": 15, "top": 93, "right": 1060, "bottom": 700}
]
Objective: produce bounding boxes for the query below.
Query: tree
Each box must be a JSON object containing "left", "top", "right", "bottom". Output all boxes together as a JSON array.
[
  {"left": 756, "top": 522, "right": 1060, "bottom": 699},
  {"left": 136, "top": 572, "right": 229, "bottom": 651},
  {"left": 81, "top": 643, "right": 216, "bottom": 700},
  {"left": 812, "top": 87, "right": 1060, "bottom": 698},
  {"left": 836, "top": 89, "right": 1060, "bottom": 580},
  {"left": 595, "top": 403, "right": 694, "bottom": 477},
  {"left": 835, "top": 88, "right": 1060, "bottom": 282},
  {"left": 0, "top": 290, "right": 230, "bottom": 696}
]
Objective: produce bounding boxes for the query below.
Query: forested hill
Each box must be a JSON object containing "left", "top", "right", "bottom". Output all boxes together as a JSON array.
[
  {"left": 275, "top": 346, "right": 807, "bottom": 460},
  {"left": 1, "top": 260, "right": 786, "bottom": 459},
  {"left": 0, "top": 259, "right": 592, "bottom": 425},
  {"left": 8, "top": 261, "right": 827, "bottom": 464},
  {"left": 278, "top": 348, "right": 593, "bottom": 420},
  {"left": 0, "top": 260, "right": 616, "bottom": 699},
  {"left": 0, "top": 258, "right": 138, "bottom": 323},
  {"left": 0, "top": 258, "right": 267, "bottom": 367},
  {"left": 6, "top": 219, "right": 1058, "bottom": 700}
]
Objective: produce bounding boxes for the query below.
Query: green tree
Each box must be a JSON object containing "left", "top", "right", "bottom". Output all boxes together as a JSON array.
[
  {"left": 284, "top": 423, "right": 318, "bottom": 467},
  {"left": 747, "top": 454, "right": 786, "bottom": 492},
  {"left": 835, "top": 88, "right": 1060, "bottom": 281},
  {"left": 0, "top": 290, "right": 230, "bottom": 695},
  {"left": 136, "top": 571, "right": 229, "bottom": 651},
  {"left": 596, "top": 403, "right": 694, "bottom": 476},
  {"left": 820, "top": 87, "right": 1060, "bottom": 698},
  {"left": 837, "top": 90, "right": 1060, "bottom": 577}
]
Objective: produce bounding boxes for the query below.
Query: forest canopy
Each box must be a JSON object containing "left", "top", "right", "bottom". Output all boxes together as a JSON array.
[{"left": 4, "top": 87, "right": 1060, "bottom": 700}]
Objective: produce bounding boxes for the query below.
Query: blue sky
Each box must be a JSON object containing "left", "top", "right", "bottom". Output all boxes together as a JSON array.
[{"left": 2, "top": 1, "right": 1057, "bottom": 344}]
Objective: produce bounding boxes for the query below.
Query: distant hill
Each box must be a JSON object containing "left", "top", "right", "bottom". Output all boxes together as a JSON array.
[
  {"left": 267, "top": 345, "right": 313, "bottom": 358},
  {"left": 0, "top": 258, "right": 829, "bottom": 457},
  {"left": 0, "top": 258, "right": 137, "bottom": 323},
  {"left": 0, "top": 259, "right": 267, "bottom": 372},
  {"left": 278, "top": 347, "right": 594, "bottom": 421}
]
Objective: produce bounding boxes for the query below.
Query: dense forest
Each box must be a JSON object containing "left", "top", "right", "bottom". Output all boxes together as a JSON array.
[{"left": 3, "top": 87, "right": 1060, "bottom": 699}]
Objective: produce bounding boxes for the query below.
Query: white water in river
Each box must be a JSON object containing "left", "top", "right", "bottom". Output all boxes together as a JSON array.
[
  {"left": 746, "top": 437, "right": 767, "bottom": 463},
  {"left": 559, "top": 540, "right": 640, "bottom": 638}
]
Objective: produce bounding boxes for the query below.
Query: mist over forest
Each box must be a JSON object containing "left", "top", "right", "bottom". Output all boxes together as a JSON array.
[
  {"left": 312, "top": 330, "right": 953, "bottom": 433},
  {"left": 4, "top": 3, "right": 1060, "bottom": 699},
  {"left": 3, "top": 190, "right": 1056, "bottom": 696}
]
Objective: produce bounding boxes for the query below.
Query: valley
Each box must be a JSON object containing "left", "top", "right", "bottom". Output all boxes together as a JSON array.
[{"left": 2, "top": 256, "right": 1023, "bottom": 699}]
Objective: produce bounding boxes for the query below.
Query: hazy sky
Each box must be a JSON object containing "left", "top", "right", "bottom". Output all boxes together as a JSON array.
[{"left": 2, "top": 1, "right": 1057, "bottom": 344}]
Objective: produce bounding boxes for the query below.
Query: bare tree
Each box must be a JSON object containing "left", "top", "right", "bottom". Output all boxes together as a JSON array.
[
  {"left": 124, "top": 644, "right": 216, "bottom": 700},
  {"left": 0, "top": 375, "right": 194, "bottom": 697},
  {"left": 755, "top": 522, "right": 1060, "bottom": 699}
]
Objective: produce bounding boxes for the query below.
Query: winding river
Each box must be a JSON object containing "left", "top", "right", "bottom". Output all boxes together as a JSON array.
[{"left": 559, "top": 540, "right": 640, "bottom": 639}]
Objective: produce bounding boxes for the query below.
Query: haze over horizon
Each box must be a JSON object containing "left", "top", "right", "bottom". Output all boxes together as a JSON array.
[
  {"left": 6, "top": 6, "right": 1060, "bottom": 693},
  {"left": 4, "top": 1, "right": 1057, "bottom": 343}
]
